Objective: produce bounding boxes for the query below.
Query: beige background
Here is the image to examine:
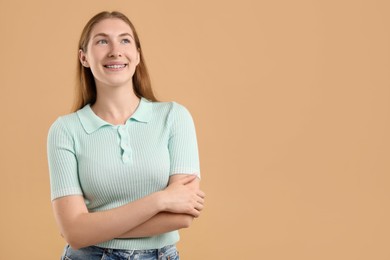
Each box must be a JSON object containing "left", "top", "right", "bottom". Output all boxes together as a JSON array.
[{"left": 0, "top": 0, "right": 389, "bottom": 259}]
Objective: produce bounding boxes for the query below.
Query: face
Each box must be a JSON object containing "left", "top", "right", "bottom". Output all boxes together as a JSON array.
[{"left": 79, "top": 18, "right": 140, "bottom": 89}]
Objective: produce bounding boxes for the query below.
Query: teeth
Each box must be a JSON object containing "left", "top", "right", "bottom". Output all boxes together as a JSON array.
[{"left": 105, "top": 64, "right": 126, "bottom": 69}]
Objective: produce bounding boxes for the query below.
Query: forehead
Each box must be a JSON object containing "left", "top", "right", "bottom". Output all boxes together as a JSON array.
[{"left": 90, "top": 18, "right": 134, "bottom": 37}]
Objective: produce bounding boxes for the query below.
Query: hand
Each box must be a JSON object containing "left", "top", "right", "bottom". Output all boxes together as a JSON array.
[{"left": 161, "top": 175, "right": 205, "bottom": 217}]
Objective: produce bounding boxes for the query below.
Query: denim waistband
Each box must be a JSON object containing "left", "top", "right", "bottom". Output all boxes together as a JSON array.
[
  {"left": 62, "top": 244, "right": 178, "bottom": 260},
  {"left": 102, "top": 244, "right": 175, "bottom": 254}
]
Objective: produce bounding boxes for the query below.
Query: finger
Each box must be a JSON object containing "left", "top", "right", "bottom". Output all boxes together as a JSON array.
[
  {"left": 190, "top": 208, "right": 201, "bottom": 218},
  {"left": 197, "top": 190, "right": 206, "bottom": 198},
  {"left": 179, "top": 175, "right": 197, "bottom": 185},
  {"left": 194, "top": 202, "right": 204, "bottom": 212}
]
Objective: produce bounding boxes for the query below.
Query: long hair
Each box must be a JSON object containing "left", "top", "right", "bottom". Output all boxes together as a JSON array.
[{"left": 73, "top": 11, "right": 157, "bottom": 112}]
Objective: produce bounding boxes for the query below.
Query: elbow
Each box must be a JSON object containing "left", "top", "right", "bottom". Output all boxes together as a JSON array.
[
  {"left": 62, "top": 232, "right": 88, "bottom": 250},
  {"left": 67, "top": 238, "right": 88, "bottom": 251},
  {"left": 68, "top": 243, "right": 82, "bottom": 251},
  {"left": 64, "top": 236, "right": 83, "bottom": 250},
  {"left": 179, "top": 215, "right": 194, "bottom": 229}
]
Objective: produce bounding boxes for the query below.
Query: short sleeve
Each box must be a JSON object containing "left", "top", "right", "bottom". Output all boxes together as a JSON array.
[
  {"left": 168, "top": 103, "right": 200, "bottom": 177},
  {"left": 47, "top": 118, "right": 83, "bottom": 200}
]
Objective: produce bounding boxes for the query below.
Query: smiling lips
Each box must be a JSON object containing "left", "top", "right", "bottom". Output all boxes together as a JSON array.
[{"left": 104, "top": 64, "right": 127, "bottom": 69}]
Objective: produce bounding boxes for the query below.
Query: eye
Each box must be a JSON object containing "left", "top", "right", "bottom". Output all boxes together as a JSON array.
[
  {"left": 121, "top": 38, "right": 131, "bottom": 44},
  {"left": 96, "top": 39, "right": 108, "bottom": 45}
]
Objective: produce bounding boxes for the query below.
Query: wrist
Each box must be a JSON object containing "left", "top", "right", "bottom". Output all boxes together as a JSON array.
[{"left": 154, "top": 190, "right": 167, "bottom": 212}]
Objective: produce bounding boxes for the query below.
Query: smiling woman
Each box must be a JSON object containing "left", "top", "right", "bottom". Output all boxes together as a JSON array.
[
  {"left": 74, "top": 11, "right": 156, "bottom": 113},
  {"left": 79, "top": 19, "right": 140, "bottom": 94},
  {"left": 47, "top": 11, "right": 204, "bottom": 260}
]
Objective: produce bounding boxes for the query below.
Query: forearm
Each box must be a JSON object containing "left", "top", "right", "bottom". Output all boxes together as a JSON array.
[
  {"left": 54, "top": 192, "right": 163, "bottom": 250},
  {"left": 53, "top": 175, "right": 203, "bottom": 250},
  {"left": 117, "top": 212, "right": 193, "bottom": 238}
]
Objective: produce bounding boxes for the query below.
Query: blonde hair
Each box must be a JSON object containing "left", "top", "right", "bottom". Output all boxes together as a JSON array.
[{"left": 73, "top": 11, "right": 157, "bottom": 111}]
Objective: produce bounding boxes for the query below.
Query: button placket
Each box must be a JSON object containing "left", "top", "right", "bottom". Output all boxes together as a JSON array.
[{"left": 118, "top": 125, "right": 131, "bottom": 163}]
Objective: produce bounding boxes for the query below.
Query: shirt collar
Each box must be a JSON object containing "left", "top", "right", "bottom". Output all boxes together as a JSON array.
[
  {"left": 77, "top": 97, "right": 153, "bottom": 134},
  {"left": 131, "top": 97, "right": 152, "bottom": 123}
]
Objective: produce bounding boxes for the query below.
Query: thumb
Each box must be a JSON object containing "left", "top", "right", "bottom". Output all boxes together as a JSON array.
[{"left": 176, "top": 174, "right": 197, "bottom": 185}]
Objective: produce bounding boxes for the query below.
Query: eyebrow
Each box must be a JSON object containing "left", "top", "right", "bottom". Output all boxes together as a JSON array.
[{"left": 92, "top": 33, "right": 134, "bottom": 39}]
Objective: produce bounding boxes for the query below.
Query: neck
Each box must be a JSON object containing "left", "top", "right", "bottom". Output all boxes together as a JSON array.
[{"left": 92, "top": 83, "right": 141, "bottom": 125}]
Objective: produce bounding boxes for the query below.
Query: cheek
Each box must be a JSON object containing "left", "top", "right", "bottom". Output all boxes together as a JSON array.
[
  {"left": 125, "top": 47, "right": 139, "bottom": 61},
  {"left": 128, "top": 53, "right": 140, "bottom": 65},
  {"left": 88, "top": 45, "right": 107, "bottom": 59},
  {"left": 85, "top": 52, "right": 98, "bottom": 65},
  {"left": 131, "top": 51, "right": 140, "bottom": 66}
]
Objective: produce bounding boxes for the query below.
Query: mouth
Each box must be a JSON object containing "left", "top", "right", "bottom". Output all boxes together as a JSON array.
[{"left": 103, "top": 64, "right": 128, "bottom": 69}]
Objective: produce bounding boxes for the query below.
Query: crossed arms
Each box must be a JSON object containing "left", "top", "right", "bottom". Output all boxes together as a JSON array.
[{"left": 52, "top": 174, "right": 205, "bottom": 250}]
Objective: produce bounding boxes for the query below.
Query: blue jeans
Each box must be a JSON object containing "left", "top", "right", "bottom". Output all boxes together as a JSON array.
[{"left": 61, "top": 244, "right": 179, "bottom": 260}]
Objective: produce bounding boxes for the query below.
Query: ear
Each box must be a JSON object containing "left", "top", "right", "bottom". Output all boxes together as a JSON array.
[{"left": 79, "top": 49, "right": 90, "bottom": 67}]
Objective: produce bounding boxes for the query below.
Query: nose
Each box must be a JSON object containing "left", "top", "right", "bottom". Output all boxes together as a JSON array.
[{"left": 108, "top": 42, "right": 122, "bottom": 58}]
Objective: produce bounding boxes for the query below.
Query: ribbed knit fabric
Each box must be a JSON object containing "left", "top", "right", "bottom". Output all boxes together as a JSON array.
[{"left": 47, "top": 98, "right": 200, "bottom": 250}]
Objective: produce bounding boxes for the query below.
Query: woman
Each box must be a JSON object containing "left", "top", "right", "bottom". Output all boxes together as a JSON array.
[{"left": 47, "top": 11, "right": 205, "bottom": 260}]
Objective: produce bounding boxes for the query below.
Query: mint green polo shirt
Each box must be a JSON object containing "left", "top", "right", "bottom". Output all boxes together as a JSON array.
[{"left": 47, "top": 98, "right": 200, "bottom": 250}]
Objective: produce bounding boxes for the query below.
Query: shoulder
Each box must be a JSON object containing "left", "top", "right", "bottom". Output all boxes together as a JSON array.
[
  {"left": 48, "top": 111, "right": 81, "bottom": 137},
  {"left": 49, "top": 112, "right": 79, "bottom": 128},
  {"left": 155, "top": 102, "right": 197, "bottom": 132},
  {"left": 151, "top": 101, "right": 193, "bottom": 119}
]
